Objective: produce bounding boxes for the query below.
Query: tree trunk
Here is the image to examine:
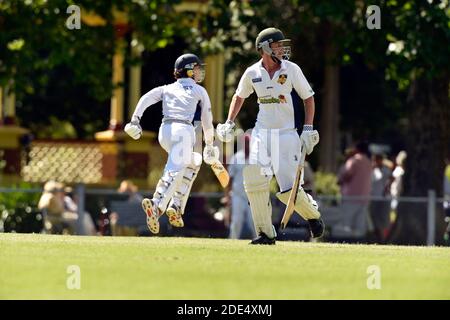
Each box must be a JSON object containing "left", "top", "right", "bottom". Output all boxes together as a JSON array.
[
  {"left": 319, "top": 28, "right": 340, "bottom": 173},
  {"left": 389, "top": 75, "right": 450, "bottom": 245}
]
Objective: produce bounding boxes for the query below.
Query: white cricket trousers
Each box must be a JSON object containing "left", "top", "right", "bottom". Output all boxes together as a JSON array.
[
  {"left": 249, "top": 127, "right": 303, "bottom": 192},
  {"left": 158, "top": 122, "right": 195, "bottom": 172}
]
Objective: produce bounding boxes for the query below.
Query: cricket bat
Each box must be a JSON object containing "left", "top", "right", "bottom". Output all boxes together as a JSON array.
[
  {"left": 280, "top": 143, "right": 306, "bottom": 230},
  {"left": 210, "top": 160, "right": 230, "bottom": 188}
]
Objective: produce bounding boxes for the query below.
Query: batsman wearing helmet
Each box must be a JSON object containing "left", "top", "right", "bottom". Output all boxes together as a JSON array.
[
  {"left": 217, "top": 27, "right": 324, "bottom": 244},
  {"left": 125, "top": 53, "right": 219, "bottom": 234}
]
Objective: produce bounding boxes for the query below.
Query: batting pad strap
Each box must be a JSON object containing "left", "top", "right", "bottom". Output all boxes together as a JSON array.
[
  {"left": 156, "top": 169, "right": 185, "bottom": 212},
  {"left": 276, "top": 188, "right": 321, "bottom": 220},
  {"left": 171, "top": 152, "right": 202, "bottom": 214},
  {"left": 243, "top": 165, "right": 275, "bottom": 238}
]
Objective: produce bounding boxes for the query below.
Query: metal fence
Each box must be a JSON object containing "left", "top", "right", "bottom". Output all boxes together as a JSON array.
[
  {"left": 315, "top": 192, "right": 444, "bottom": 246},
  {"left": 0, "top": 186, "right": 445, "bottom": 245}
]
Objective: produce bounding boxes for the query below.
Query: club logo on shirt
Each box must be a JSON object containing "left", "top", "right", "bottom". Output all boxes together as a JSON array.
[
  {"left": 252, "top": 77, "right": 262, "bottom": 83},
  {"left": 259, "top": 97, "right": 279, "bottom": 104},
  {"left": 277, "top": 74, "right": 287, "bottom": 85},
  {"left": 259, "top": 95, "right": 287, "bottom": 104}
]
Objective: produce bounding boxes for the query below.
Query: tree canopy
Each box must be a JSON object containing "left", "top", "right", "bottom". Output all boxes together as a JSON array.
[
  {"left": 1, "top": 0, "right": 448, "bottom": 193},
  {"left": 0, "top": 0, "right": 183, "bottom": 138}
]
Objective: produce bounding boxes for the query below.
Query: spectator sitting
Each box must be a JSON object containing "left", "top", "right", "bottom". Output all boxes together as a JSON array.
[
  {"left": 110, "top": 180, "right": 144, "bottom": 236},
  {"left": 38, "top": 181, "right": 95, "bottom": 235},
  {"left": 63, "top": 186, "right": 97, "bottom": 236},
  {"left": 118, "top": 180, "right": 144, "bottom": 203},
  {"left": 38, "top": 181, "right": 76, "bottom": 234}
]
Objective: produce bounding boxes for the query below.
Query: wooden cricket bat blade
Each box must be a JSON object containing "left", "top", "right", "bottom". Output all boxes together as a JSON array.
[
  {"left": 280, "top": 190, "right": 297, "bottom": 229},
  {"left": 280, "top": 165, "right": 303, "bottom": 230},
  {"left": 211, "top": 160, "right": 230, "bottom": 188},
  {"left": 280, "top": 143, "right": 306, "bottom": 230}
]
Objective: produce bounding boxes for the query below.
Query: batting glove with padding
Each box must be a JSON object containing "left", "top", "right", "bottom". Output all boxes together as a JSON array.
[
  {"left": 216, "top": 120, "right": 235, "bottom": 143},
  {"left": 203, "top": 144, "right": 220, "bottom": 165},
  {"left": 300, "top": 125, "right": 319, "bottom": 155},
  {"left": 124, "top": 117, "right": 142, "bottom": 140}
]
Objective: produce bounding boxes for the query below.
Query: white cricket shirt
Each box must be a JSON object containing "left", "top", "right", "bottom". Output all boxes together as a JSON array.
[
  {"left": 132, "top": 78, "right": 214, "bottom": 144},
  {"left": 236, "top": 59, "right": 314, "bottom": 130}
]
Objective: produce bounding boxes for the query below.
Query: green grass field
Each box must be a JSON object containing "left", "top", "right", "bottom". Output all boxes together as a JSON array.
[{"left": 1, "top": 233, "right": 449, "bottom": 299}]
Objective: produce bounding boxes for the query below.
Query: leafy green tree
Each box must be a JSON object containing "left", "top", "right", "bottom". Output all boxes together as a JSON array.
[
  {"left": 0, "top": 0, "right": 182, "bottom": 138},
  {"left": 379, "top": 0, "right": 450, "bottom": 244}
]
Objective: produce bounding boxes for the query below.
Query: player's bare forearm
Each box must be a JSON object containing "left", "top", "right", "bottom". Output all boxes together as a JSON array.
[
  {"left": 303, "top": 96, "right": 315, "bottom": 125},
  {"left": 227, "top": 94, "right": 245, "bottom": 122}
]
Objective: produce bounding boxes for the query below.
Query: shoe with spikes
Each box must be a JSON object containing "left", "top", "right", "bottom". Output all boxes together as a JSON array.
[
  {"left": 142, "top": 198, "right": 162, "bottom": 234},
  {"left": 166, "top": 203, "right": 184, "bottom": 227}
]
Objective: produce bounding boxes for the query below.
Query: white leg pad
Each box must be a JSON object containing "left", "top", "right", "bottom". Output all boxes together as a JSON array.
[
  {"left": 243, "top": 165, "right": 276, "bottom": 238},
  {"left": 154, "top": 169, "right": 185, "bottom": 212},
  {"left": 276, "top": 187, "right": 321, "bottom": 220},
  {"left": 170, "top": 152, "right": 202, "bottom": 214}
]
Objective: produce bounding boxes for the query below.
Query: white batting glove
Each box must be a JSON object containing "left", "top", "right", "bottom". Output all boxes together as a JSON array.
[
  {"left": 216, "top": 120, "right": 235, "bottom": 143},
  {"left": 203, "top": 144, "right": 220, "bottom": 165},
  {"left": 300, "top": 125, "right": 319, "bottom": 155},
  {"left": 124, "top": 117, "right": 142, "bottom": 140}
]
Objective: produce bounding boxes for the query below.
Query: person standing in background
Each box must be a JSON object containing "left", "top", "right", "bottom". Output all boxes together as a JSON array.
[
  {"left": 370, "top": 153, "right": 392, "bottom": 243},
  {"left": 227, "top": 134, "right": 256, "bottom": 239},
  {"left": 334, "top": 141, "right": 372, "bottom": 241}
]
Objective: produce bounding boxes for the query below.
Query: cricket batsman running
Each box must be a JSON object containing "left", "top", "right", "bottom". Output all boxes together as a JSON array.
[
  {"left": 124, "top": 53, "right": 219, "bottom": 234},
  {"left": 217, "top": 27, "right": 325, "bottom": 245}
]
